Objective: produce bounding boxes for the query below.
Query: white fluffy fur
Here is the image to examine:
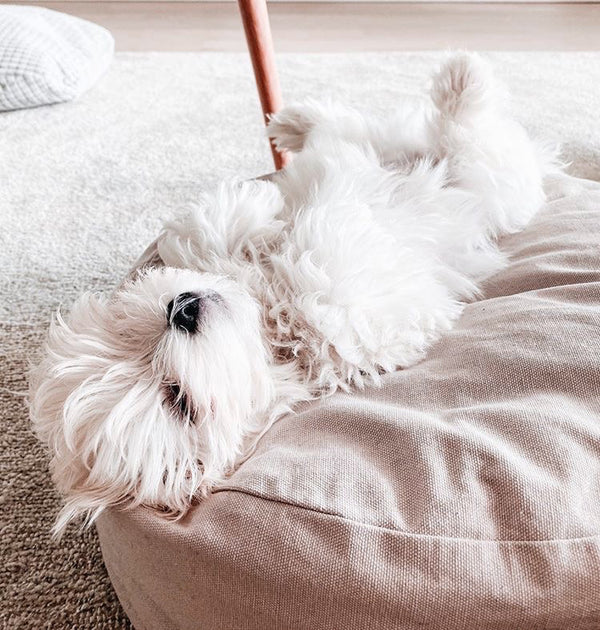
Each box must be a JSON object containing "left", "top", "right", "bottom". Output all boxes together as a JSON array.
[{"left": 30, "top": 53, "right": 555, "bottom": 535}]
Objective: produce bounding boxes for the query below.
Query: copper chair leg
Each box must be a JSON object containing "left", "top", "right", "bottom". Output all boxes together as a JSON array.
[{"left": 237, "top": 0, "right": 289, "bottom": 170}]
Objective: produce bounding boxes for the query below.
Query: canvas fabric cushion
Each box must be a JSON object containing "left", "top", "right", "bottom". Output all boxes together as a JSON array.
[
  {"left": 0, "top": 5, "right": 113, "bottom": 111},
  {"left": 96, "top": 173, "right": 600, "bottom": 630}
]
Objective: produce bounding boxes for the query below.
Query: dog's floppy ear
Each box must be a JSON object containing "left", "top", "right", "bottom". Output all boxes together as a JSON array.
[
  {"left": 50, "top": 476, "right": 117, "bottom": 538},
  {"left": 30, "top": 293, "right": 113, "bottom": 449},
  {"left": 29, "top": 293, "right": 122, "bottom": 537}
]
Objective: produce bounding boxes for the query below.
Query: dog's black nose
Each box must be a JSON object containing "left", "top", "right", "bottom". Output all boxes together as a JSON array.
[{"left": 167, "top": 292, "right": 204, "bottom": 334}]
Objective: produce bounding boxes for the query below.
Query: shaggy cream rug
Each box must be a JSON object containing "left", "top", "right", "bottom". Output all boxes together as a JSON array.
[{"left": 1, "top": 52, "right": 599, "bottom": 629}]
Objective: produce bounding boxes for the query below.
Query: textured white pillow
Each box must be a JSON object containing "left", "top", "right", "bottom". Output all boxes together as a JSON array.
[{"left": 0, "top": 5, "right": 114, "bottom": 111}]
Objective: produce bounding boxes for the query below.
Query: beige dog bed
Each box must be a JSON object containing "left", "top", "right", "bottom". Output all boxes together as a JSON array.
[{"left": 96, "top": 172, "right": 600, "bottom": 630}]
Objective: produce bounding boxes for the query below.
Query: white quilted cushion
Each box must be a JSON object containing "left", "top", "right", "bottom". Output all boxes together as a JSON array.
[{"left": 0, "top": 5, "right": 113, "bottom": 111}]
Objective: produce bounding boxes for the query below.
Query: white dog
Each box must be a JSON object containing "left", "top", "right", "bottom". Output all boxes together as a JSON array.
[{"left": 30, "top": 53, "right": 554, "bottom": 535}]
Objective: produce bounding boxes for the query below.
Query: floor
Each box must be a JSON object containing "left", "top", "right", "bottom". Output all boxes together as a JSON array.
[{"left": 15, "top": 1, "right": 600, "bottom": 51}]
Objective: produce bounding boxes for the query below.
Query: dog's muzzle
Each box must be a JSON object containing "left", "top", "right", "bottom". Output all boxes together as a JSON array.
[{"left": 167, "top": 292, "right": 209, "bottom": 334}]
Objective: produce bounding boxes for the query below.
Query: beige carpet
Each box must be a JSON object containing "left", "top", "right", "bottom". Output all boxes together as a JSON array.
[{"left": 1, "top": 52, "right": 599, "bottom": 629}]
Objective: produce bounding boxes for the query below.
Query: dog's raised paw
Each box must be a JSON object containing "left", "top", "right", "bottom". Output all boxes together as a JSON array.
[
  {"left": 267, "top": 104, "right": 317, "bottom": 152},
  {"left": 266, "top": 100, "right": 336, "bottom": 153},
  {"left": 431, "top": 52, "right": 498, "bottom": 123}
]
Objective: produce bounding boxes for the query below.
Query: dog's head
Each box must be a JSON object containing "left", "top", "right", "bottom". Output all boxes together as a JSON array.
[{"left": 30, "top": 267, "right": 274, "bottom": 535}]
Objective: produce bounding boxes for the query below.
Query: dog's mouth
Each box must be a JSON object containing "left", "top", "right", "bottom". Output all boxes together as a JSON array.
[{"left": 164, "top": 382, "right": 196, "bottom": 424}]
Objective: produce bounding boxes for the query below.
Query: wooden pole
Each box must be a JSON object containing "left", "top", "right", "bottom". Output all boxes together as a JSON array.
[{"left": 237, "top": 0, "right": 289, "bottom": 170}]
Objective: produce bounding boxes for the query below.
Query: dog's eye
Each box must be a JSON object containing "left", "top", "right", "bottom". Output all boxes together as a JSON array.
[{"left": 164, "top": 383, "right": 194, "bottom": 424}]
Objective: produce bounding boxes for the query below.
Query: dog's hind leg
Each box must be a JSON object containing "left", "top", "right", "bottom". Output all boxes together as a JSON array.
[
  {"left": 431, "top": 52, "right": 501, "bottom": 133},
  {"left": 429, "top": 52, "right": 552, "bottom": 237}
]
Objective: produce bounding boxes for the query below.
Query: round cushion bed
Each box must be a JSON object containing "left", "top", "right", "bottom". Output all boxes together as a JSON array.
[{"left": 96, "top": 172, "right": 600, "bottom": 630}]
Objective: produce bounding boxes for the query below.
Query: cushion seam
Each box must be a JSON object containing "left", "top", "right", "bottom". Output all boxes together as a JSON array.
[{"left": 214, "top": 487, "right": 600, "bottom": 545}]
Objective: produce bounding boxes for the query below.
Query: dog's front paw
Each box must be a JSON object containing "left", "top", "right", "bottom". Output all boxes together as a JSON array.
[
  {"left": 267, "top": 104, "right": 317, "bottom": 152},
  {"left": 267, "top": 99, "right": 337, "bottom": 152}
]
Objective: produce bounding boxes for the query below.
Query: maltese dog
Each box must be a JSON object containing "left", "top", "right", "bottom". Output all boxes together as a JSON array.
[{"left": 30, "top": 53, "right": 554, "bottom": 535}]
